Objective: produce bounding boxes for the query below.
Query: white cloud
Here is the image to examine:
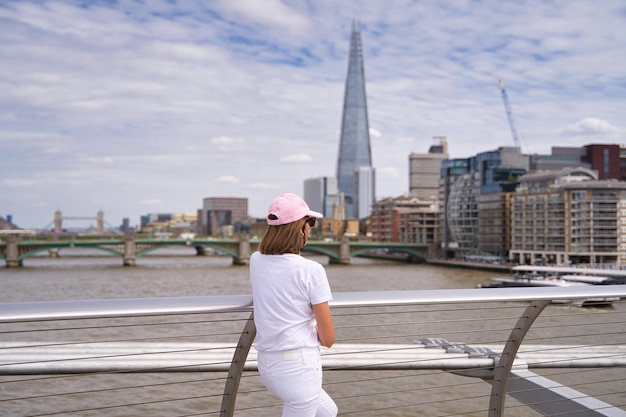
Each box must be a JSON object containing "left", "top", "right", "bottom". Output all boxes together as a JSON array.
[
  {"left": 215, "top": 176, "right": 240, "bottom": 184},
  {"left": 559, "top": 118, "right": 621, "bottom": 136},
  {"left": 83, "top": 156, "right": 115, "bottom": 164},
  {"left": 2, "top": 178, "right": 44, "bottom": 187},
  {"left": 281, "top": 154, "right": 312, "bottom": 163},
  {"left": 210, "top": 136, "right": 246, "bottom": 150},
  {"left": 216, "top": 0, "right": 310, "bottom": 35}
]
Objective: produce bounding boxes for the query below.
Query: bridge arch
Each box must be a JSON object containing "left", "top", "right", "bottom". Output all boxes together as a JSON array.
[
  {"left": 301, "top": 246, "right": 341, "bottom": 262},
  {"left": 17, "top": 244, "right": 125, "bottom": 260},
  {"left": 349, "top": 247, "right": 427, "bottom": 261}
]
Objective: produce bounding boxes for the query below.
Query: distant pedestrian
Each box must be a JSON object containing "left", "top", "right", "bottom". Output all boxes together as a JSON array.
[{"left": 250, "top": 193, "right": 338, "bottom": 417}]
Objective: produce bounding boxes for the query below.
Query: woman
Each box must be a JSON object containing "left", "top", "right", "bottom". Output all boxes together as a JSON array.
[{"left": 250, "top": 193, "right": 338, "bottom": 417}]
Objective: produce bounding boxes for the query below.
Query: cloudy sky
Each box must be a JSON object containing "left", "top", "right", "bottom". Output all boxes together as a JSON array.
[{"left": 1, "top": 0, "right": 625, "bottom": 230}]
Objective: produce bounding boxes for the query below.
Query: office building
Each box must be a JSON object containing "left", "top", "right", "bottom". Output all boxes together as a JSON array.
[
  {"left": 303, "top": 177, "right": 343, "bottom": 218},
  {"left": 355, "top": 166, "right": 375, "bottom": 219},
  {"left": 585, "top": 144, "right": 621, "bottom": 180},
  {"left": 370, "top": 140, "right": 444, "bottom": 250},
  {"left": 370, "top": 194, "right": 440, "bottom": 252},
  {"left": 530, "top": 144, "right": 622, "bottom": 180},
  {"left": 199, "top": 197, "right": 248, "bottom": 237},
  {"left": 140, "top": 212, "right": 197, "bottom": 236},
  {"left": 439, "top": 157, "right": 470, "bottom": 256},
  {"left": 510, "top": 167, "right": 626, "bottom": 265},
  {"left": 443, "top": 147, "right": 528, "bottom": 258},
  {"left": 336, "top": 21, "right": 374, "bottom": 219},
  {"left": 529, "top": 147, "right": 589, "bottom": 172},
  {"left": 409, "top": 137, "right": 449, "bottom": 200}
]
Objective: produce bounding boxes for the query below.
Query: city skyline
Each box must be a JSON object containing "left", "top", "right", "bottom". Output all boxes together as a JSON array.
[{"left": 1, "top": 1, "right": 625, "bottom": 229}]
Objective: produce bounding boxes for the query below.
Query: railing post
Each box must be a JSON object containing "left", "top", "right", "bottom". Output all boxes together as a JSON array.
[
  {"left": 220, "top": 312, "right": 256, "bottom": 417},
  {"left": 488, "top": 299, "right": 550, "bottom": 417}
]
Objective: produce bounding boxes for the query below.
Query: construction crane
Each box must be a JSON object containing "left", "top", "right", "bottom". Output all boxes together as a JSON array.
[{"left": 498, "top": 80, "right": 521, "bottom": 148}]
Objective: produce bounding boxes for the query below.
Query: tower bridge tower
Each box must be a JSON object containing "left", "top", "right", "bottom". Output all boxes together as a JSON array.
[{"left": 53, "top": 210, "right": 105, "bottom": 234}]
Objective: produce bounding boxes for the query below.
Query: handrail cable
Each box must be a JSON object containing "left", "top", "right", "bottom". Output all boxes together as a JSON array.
[
  {"left": 333, "top": 308, "right": 624, "bottom": 344},
  {"left": 327, "top": 374, "right": 488, "bottom": 400},
  {"left": 334, "top": 391, "right": 491, "bottom": 416},
  {"left": 0, "top": 346, "right": 237, "bottom": 370},
  {"left": 0, "top": 315, "right": 249, "bottom": 335},
  {"left": 331, "top": 302, "right": 525, "bottom": 315},
  {"left": 334, "top": 303, "right": 623, "bottom": 328},
  {"left": 3, "top": 393, "right": 223, "bottom": 417},
  {"left": 1, "top": 375, "right": 227, "bottom": 402},
  {"left": 1, "top": 369, "right": 227, "bottom": 385}
]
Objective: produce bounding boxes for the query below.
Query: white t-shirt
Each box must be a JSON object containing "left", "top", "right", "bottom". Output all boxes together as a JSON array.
[{"left": 250, "top": 251, "right": 333, "bottom": 352}]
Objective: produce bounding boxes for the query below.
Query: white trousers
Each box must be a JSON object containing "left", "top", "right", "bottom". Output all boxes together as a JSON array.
[{"left": 257, "top": 347, "right": 338, "bottom": 417}]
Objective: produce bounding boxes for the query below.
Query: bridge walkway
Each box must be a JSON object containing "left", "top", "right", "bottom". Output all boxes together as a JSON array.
[{"left": 1, "top": 286, "right": 625, "bottom": 416}]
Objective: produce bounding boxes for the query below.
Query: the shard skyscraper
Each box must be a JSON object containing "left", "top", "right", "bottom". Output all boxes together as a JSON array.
[{"left": 336, "top": 21, "right": 374, "bottom": 219}]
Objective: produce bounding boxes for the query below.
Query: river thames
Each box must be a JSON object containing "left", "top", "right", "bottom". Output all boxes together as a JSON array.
[
  {"left": 1, "top": 248, "right": 624, "bottom": 416},
  {"left": 0, "top": 247, "right": 503, "bottom": 303}
]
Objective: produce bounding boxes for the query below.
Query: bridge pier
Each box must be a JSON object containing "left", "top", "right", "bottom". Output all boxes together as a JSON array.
[
  {"left": 407, "top": 254, "right": 423, "bottom": 263},
  {"left": 5, "top": 235, "right": 22, "bottom": 268},
  {"left": 328, "top": 236, "right": 351, "bottom": 265},
  {"left": 233, "top": 235, "right": 250, "bottom": 266},
  {"left": 123, "top": 233, "right": 136, "bottom": 267}
]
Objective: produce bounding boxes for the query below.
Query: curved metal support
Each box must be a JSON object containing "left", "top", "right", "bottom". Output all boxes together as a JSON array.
[
  {"left": 488, "top": 299, "right": 550, "bottom": 417},
  {"left": 220, "top": 312, "right": 256, "bottom": 417}
]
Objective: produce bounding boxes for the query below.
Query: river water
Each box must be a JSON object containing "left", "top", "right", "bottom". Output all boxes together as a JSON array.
[{"left": 1, "top": 248, "right": 624, "bottom": 416}]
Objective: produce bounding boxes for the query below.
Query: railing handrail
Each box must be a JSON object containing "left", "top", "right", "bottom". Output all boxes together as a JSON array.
[{"left": 1, "top": 285, "right": 625, "bottom": 323}]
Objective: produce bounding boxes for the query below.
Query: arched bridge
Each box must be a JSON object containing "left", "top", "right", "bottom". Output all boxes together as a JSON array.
[
  {"left": 301, "top": 240, "right": 428, "bottom": 264},
  {"left": 0, "top": 234, "right": 428, "bottom": 267}
]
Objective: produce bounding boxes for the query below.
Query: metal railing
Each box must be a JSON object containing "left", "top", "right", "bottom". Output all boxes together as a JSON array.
[{"left": 1, "top": 285, "right": 625, "bottom": 416}]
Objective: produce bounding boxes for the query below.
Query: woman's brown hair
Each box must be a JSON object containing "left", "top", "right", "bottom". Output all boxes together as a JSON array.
[{"left": 259, "top": 217, "right": 307, "bottom": 255}]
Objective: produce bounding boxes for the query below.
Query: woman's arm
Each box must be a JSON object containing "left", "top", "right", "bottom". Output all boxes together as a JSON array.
[{"left": 312, "top": 301, "right": 335, "bottom": 348}]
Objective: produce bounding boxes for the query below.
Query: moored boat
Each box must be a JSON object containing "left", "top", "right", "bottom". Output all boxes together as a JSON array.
[
  {"left": 511, "top": 265, "right": 626, "bottom": 285},
  {"left": 479, "top": 266, "right": 621, "bottom": 306}
]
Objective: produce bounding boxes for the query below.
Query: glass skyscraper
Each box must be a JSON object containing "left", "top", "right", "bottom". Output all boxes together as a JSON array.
[{"left": 336, "top": 21, "right": 373, "bottom": 219}]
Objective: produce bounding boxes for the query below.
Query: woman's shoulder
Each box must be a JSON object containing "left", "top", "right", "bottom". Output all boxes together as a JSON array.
[
  {"left": 294, "top": 255, "right": 325, "bottom": 272},
  {"left": 251, "top": 252, "right": 323, "bottom": 268}
]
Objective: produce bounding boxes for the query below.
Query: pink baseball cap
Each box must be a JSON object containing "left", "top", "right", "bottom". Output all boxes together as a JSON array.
[{"left": 266, "top": 193, "right": 323, "bottom": 225}]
